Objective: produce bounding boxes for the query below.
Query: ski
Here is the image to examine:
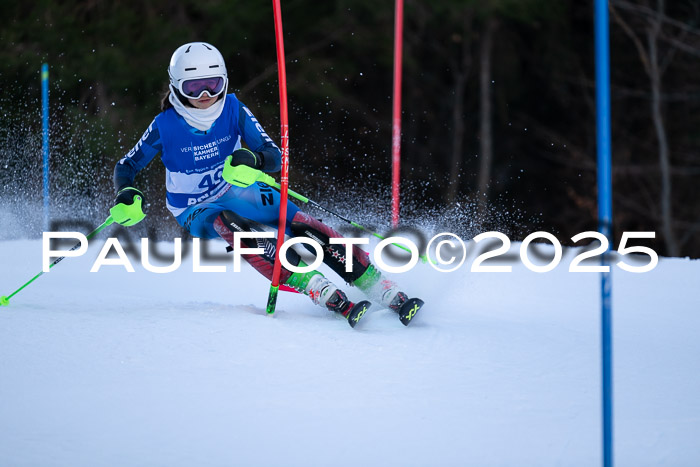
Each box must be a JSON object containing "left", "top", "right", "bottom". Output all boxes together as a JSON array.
[
  {"left": 397, "top": 297, "right": 424, "bottom": 326},
  {"left": 343, "top": 300, "right": 371, "bottom": 328}
]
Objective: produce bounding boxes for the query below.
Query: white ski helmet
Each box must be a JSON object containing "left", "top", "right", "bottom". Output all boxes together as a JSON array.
[{"left": 168, "top": 42, "right": 228, "bottom": 99}]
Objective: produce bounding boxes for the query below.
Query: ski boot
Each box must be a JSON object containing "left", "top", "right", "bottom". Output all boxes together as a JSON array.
[
  {"left": 384, "top": 290, "right": 424, "bottom": 326},
  {"left": 287, "top": 270, "right": 370, "bottom": 328},
  {"left": 325, "top": 288, "right": 371, "bottom": 328},
  {"left": 354, "top": 264, "right": 423, "bottom": 326}
]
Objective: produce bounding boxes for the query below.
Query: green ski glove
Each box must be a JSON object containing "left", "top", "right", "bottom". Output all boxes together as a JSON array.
[
  {"left": 228, "top": 147, "right": 264, "bottom": 169},
  {"left": 110, "top": 187, "right": 146, "bottom": 226},
  {"left": 223, "top": 155, "right": 266, "bottom": 187}
]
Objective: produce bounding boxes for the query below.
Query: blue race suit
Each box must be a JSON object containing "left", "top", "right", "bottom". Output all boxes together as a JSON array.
[{"left": 114, "top": 93, "right": 299, "bottom": 239}]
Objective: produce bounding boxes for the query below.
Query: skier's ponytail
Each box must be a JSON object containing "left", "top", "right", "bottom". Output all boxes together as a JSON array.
[{"left": 160, "top": 89, "right": 173, "bottom": 111}]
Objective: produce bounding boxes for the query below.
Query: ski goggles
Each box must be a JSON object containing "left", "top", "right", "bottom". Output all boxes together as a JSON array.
[{"left": 178, "top": 76, "right": 226, "bottom": 99}]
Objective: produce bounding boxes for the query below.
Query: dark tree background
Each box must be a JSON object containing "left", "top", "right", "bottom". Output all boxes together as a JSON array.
[{"left": 1, "top": 0, "right": 699, "bottom": 257}]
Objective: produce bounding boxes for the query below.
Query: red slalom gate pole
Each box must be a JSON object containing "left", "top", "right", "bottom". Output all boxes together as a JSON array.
[
  {"left": 266, "top": 0, "right": 290, "bottom": 314},
  {"left": 391, "top": 0, "right": 404, "bottom": 228}
]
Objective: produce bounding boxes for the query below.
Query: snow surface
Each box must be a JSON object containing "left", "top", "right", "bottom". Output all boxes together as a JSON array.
[{"left": 1, "top": 237, "right": 699, "bottom": 466}]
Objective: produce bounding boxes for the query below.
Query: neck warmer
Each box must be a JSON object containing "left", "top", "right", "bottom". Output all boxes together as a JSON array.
[{"left": 168, "top": 84, "right": 227, "bottom": 131}]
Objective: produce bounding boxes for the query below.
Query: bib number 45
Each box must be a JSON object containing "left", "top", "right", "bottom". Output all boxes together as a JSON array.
[{"left": 198, "top": 167, "right": 224, "bottom": 190}]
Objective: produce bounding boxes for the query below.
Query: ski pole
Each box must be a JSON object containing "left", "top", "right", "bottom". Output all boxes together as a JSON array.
[
  {"left": 257, "top": 173, "right": 432, "bottom": 263},
  {"left": 0, "top": 216, "right": 115, "bottom": 306}
]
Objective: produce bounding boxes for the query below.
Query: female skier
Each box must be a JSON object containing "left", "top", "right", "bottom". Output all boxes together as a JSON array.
[{"left": 109, "top": 42, "right": 422, "bottom": 327}]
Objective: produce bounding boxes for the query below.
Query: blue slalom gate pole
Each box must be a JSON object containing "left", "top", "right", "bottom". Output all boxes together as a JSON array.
[
  {"left": 594, "top": 1, "right": 613, "bottom": 466},
  {"left": 41, "top": 63, "right": 50, "bottom": 232}
]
